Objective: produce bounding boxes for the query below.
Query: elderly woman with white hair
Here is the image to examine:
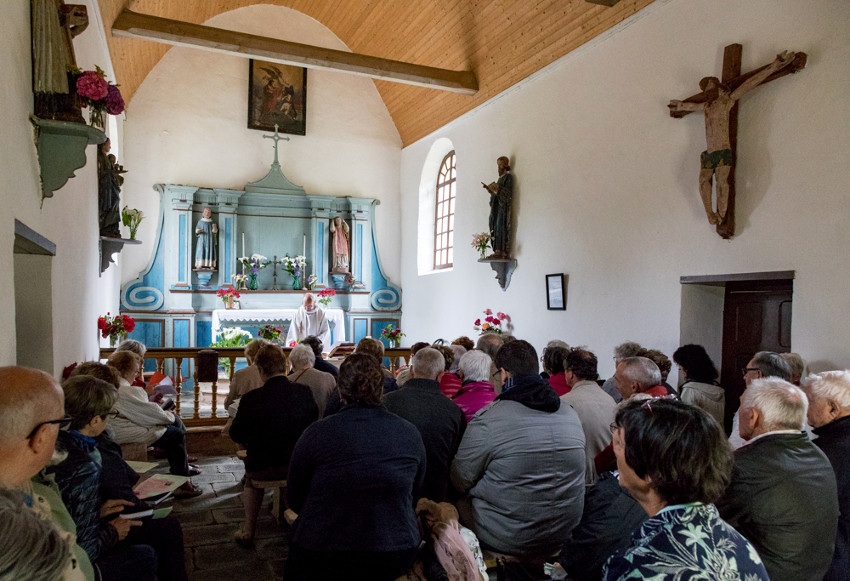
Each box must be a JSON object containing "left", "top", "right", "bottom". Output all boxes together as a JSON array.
[
  {"left": 287, "top": 343, "right": 336, "bottom": 418},
  {"left": 803, "top": 370, "right": 850, "bottom": 581},
  {"left": 452, "top": 350, "right": 496, "bottom": 422}
]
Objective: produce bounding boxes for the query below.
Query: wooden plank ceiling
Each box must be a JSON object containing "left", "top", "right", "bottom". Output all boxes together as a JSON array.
[{"left": 98, "top": 0, "right": 656, "bottom": 146}]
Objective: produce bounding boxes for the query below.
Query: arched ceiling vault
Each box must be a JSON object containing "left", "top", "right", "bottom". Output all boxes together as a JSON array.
[{"left": 98, "top": 0, "right": 656, "bottom": 146}]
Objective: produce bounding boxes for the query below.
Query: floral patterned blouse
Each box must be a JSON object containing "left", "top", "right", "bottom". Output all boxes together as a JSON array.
[{"left": 603, "top": 502, "right": 769, "bottom": 580}]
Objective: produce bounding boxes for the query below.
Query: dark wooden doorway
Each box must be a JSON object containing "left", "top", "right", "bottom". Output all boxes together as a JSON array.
[{"left": 720, "top": 279, "right": 793, "bottom": 432}]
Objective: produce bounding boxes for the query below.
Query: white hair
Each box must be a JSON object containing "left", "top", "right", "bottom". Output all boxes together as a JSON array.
[
  {"left": 458, "top": 351, "right": 492, "bottom": 383},
  {"left": 116, "top": 339, "right": 146, "bottom": 357},
  {"left": 412, "top": 348, "right": 445, "bottom": 380},
  {"left": 448, "top": 345, "right": 467, "bottom": 373},
  {"left": 621, "top": 357, "right": 661, "bottom": 390},
  {"left": 805, "top": 370, "right": 850, "bottom": 409},
  {"left": 289, "top": 344, "right": 316, "bottom": 369},
  {"left": 0, "top": 488, "right": 71, "bottom": 581},
  {"left": 743, "top": 377, "right": 808, "bottom": 431}
]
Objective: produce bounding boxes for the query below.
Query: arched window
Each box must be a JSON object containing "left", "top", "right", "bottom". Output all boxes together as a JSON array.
[{"left": 433, "top": 151, "right": 456, "bottom": 269}]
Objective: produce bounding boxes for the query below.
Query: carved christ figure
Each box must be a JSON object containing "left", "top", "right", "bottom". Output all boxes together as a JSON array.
[
  {"left": 668, "top": 51, "right": 796, "bottom": 226},
  {"left": 329, "top": 216, "right": 350, "bottom": 273}
]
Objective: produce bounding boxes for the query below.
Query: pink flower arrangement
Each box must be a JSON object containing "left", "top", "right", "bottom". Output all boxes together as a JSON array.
[
  {"left": 74, "top": 66, "right": 125, "bottom": 122},
  {"left": 76, "top": 70, "right": 108, "bottom": 100},
  {"left": 473, "top": 308, "right": 510, "bottom": 335}
]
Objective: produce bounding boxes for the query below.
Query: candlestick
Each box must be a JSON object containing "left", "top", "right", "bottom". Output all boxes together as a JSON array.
[
  {"left": 302, "top": 234, "right": 306, "bottom": 257},
  {"left": 242, "top": 233, "right": 246, "bottom": 275}
]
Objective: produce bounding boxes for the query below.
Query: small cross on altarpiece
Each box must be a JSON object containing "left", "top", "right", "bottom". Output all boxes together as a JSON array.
[
  {"left": 668, "top": 44, "right": 806, "bottom": 239},
  {"left": 263, "top": 124, "right": 290, "bottom": 168}
]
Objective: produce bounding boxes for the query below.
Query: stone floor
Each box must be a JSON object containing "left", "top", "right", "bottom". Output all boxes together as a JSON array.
[{"left": 165, "top": 453, "right": 288, "bottom": 581}]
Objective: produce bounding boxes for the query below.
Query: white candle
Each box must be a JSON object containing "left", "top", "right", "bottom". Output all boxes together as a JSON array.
[
  {"left": 303, "top": 233, "right": 306, "bottom": 257},
  {"left": 241, "top": 233, "right": 246, "bottom": 274}
]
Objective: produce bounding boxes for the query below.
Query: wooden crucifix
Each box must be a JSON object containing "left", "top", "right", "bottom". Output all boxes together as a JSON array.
[{"left": 668, "top": 44, "right": 807, "bottom": 239}]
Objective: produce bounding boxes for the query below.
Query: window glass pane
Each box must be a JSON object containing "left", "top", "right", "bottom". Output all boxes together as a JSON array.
[
  {"left": 449, "top": 215, "right": 454, "bottom": 231},
  {"left": 449, "top": 181, "right": 455, "bottom": 198},
  {"left": 448, "top": 231, "right": 454, "bottom": 247},
  {"left": 450, "top": 198, "right": 456, "bottom": 214},
  {"left": 447, "top": 248, "right": 453, "bottom": 264}
]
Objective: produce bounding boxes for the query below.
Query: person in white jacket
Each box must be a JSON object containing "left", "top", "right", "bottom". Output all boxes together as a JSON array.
[{"left": 107, "top": 352, "right": 201, "bottom": 488}]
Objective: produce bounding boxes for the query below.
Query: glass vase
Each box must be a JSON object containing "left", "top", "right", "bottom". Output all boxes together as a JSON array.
[
  {"left": 248, "top": 272, "right": 259, "bottom": 290},
  {"left": 89, "top": 108, "right": 106, "bottom": 131},
  {"left": 292, "top": 275, "right": 302, "bottom": 290},
  {"left": 109, "top": 333, "right": 126, "bottom": 347}
]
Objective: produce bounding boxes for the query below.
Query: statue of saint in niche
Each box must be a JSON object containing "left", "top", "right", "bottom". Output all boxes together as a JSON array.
[
  {"left": 330, "top": 216, "right": 350, "bottom": 273},
  {"left": 194, "top": 207, "right": 218, "bottom": 269}
]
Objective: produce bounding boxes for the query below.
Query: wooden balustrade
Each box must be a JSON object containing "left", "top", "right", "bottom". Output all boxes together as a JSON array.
[{"left": 100, "top": 346, "right": 411, "bottom": 427}]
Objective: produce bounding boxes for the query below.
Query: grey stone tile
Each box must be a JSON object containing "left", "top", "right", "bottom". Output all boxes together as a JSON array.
[
  {"left": 255, "top": 536, "right": 289, "bottom": 560},
  {"left": 192, "top": 542, "right": 263, "bottom": 570},
  {"left": 191, "top": 471, "right": 238, "bottom": 484},
  {"left": 253, "top": 516, "right": 287, "bottom": 540},
  {"left": 211, "top": 506, "right": 245, "bottom": 524},
  {"left": 174, "top": 509, "right": 215, "bottom": 527},
  {"left": 188, "top": 562, "right": 278, "bottom": 581},
  {"left": 183, "top": 523, "right": 240, "bottom": 547}
]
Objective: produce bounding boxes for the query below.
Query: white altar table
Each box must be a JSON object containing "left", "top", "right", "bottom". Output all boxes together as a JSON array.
[{"left": 211, "top": 308, "right": 346, "bottom": 349}]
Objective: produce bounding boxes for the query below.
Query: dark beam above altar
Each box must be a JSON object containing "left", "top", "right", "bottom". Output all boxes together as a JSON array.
[{"left": 111, "top": 10, "right": 479, "bottom": 95}]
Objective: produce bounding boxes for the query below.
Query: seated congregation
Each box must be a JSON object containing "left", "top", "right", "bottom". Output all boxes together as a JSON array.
[{"left": 0, "top": 333, "right": 847, "bottom": 581}]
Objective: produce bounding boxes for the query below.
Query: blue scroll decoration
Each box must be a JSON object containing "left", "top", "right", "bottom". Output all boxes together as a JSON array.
[
  {"left": 368, "top": 203, "right": 401, "bottom": 312},
  {"left": 121, "top": 190, "right": 166, "bottom": 311}
]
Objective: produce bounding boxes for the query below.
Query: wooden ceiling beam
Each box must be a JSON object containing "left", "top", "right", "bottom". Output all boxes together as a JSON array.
[{"left": 111, "top": 9, "right": 479, "bottom": 95}]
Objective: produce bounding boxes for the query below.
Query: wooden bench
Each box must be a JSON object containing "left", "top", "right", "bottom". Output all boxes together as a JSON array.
[
  {"left": 235, "top": 449, "right": 288, "bottom": 524},
  {"left": 120, "top": 442, "right": 149, "bottom": 462}
]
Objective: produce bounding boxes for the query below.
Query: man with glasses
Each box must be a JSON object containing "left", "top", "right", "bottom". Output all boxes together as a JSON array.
[
  {"left": 729, "top": 351, "right": 792, "bottom": 448},
  {"left": 0, "top": 366, "right": 95, "bottom": 580}
]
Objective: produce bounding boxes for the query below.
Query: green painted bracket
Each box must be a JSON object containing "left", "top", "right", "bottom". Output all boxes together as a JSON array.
[
  {"left": 478, "top": 257, "right": 517, "bottom": 291},
  {"left": 31, "top": 116, "right": 106, "bottom": 199}
]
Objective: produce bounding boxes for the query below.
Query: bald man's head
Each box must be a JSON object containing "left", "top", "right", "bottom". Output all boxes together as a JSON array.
[{"left": 0, "top": 367, "right": 64, "bottom": 443}]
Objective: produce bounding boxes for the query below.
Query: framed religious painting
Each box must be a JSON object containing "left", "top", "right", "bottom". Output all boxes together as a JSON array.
[
  {"left": 546, "top": 273, "right": 566, "bottom": 310},
  {"left": 247, "top": 59, "right": 307, "bottom": 135}
]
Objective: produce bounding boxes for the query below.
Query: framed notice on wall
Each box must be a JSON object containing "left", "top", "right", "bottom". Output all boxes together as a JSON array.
[
  {"left": 546, "top": 273, "right": 566, "bottom": 310},
  {"left": 247, "top": 59, "right": 307, "bottom": 135}
]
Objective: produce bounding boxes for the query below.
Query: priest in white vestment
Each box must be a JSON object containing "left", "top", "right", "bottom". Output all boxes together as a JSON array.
[{"left": 286, "top": 293, "right": 331, "bottom": 350}]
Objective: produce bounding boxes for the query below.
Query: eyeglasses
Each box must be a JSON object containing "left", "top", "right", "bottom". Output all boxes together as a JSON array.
[
  {"left": 609, "top": 422, "right": 619, "bottom": 434},
  {"left": 492, "top": 369, "right": 503, "bottom": 378},
  {"left": 26, "top": 416, "right": 72, "bottom": 439},
  {"left": 101, "top": 410, "right": 120, "bottom": 419},
  {"left": 742, "top": 367, "right": 761, "bottom": 376}
]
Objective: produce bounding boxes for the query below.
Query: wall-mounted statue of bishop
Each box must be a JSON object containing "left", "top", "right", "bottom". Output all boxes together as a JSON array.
[{"left": 481, "top": 156, "right": 513, "bottom": 259}]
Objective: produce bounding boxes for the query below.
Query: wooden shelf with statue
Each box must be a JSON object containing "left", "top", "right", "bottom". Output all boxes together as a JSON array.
[
  {"left": 98, "top": 142, "right": 140, "bottom": 274},
  {"left": 31, "top": 1, "right": 125, "bottom": 199}
]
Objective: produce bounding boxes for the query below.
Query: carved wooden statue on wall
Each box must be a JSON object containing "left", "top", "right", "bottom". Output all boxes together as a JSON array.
[
  {"left": 668, "top": 44, "right": 806, "bottom": 239},
  {"left": 481, "top": 156, "right": 513, "bottom": 258},
  {"left": 31, "top": 0, "right": 89, "bottom": 121},
  {"left": 97, "top": 138, "right": 124, "bottom": 237}
]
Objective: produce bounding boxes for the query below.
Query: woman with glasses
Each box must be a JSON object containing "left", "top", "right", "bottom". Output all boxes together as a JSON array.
[
  {"left": 107, "top": 351, "right": 202, "bottom": 493},
  {"left": 48, "top": 375, "right": 158, "bottom": 581},
  {"left": 603, "top": 398, "right": 768, "bottom": 580}
]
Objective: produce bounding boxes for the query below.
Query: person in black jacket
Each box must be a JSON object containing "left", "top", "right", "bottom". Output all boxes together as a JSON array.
[
  {"left": 803, "top": 370, "right": 850, "bottom": 581},
  {"left": 301, "top": 335, "right": 339, "bottom": 378},
  {"left": 231, "top": 344, "right": 318, "bottom": 546},
  {"left": 717, "top": 377, "right": 839, "bottom": 581},
  {"left": 384, "top": 347, "right": 466, "bottom": 503},
  {"left": 285, "top": 353, "right": 426, "bottom": 581}
]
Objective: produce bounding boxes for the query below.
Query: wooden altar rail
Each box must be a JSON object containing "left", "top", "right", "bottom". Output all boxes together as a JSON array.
[{"left": 99, "top": 346, "right": 411, "bottom": 427}]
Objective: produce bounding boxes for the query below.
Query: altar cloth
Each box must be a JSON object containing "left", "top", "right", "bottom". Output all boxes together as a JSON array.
[{"left": 211, "top": 308, "right": 345, "bottom": 349}]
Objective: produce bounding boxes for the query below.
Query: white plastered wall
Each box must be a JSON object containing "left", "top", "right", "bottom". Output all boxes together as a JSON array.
[
  {"left": 120, "top": 4, "right": 402, "bottom": 288},
  {"left": 0, "top": 0, "right": 121, "bottom": 372},
  {"left": 400, "top": 0, "right": 850, "bottom": 381}
]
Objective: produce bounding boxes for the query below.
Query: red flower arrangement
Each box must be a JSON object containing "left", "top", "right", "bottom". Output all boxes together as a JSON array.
[
  {"left": 98, "top": 312, "right": 135, "bottom": 346},
  {"left": 317, "top": 287, "right": 336, "bottom": 307},
  {"left": 216, "top": 287, "right": 241, "bottom": 304},
  {"left": 74, "top": 66, "right": 124, "bottom": 127},
  {"left": 473, "top": 308, "right": 510, "bottom": 335}
]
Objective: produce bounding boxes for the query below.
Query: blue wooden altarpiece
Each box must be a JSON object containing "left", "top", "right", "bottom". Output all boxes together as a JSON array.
[{"left": 120, "top": 146, "right": 402, "bottom": 375}]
